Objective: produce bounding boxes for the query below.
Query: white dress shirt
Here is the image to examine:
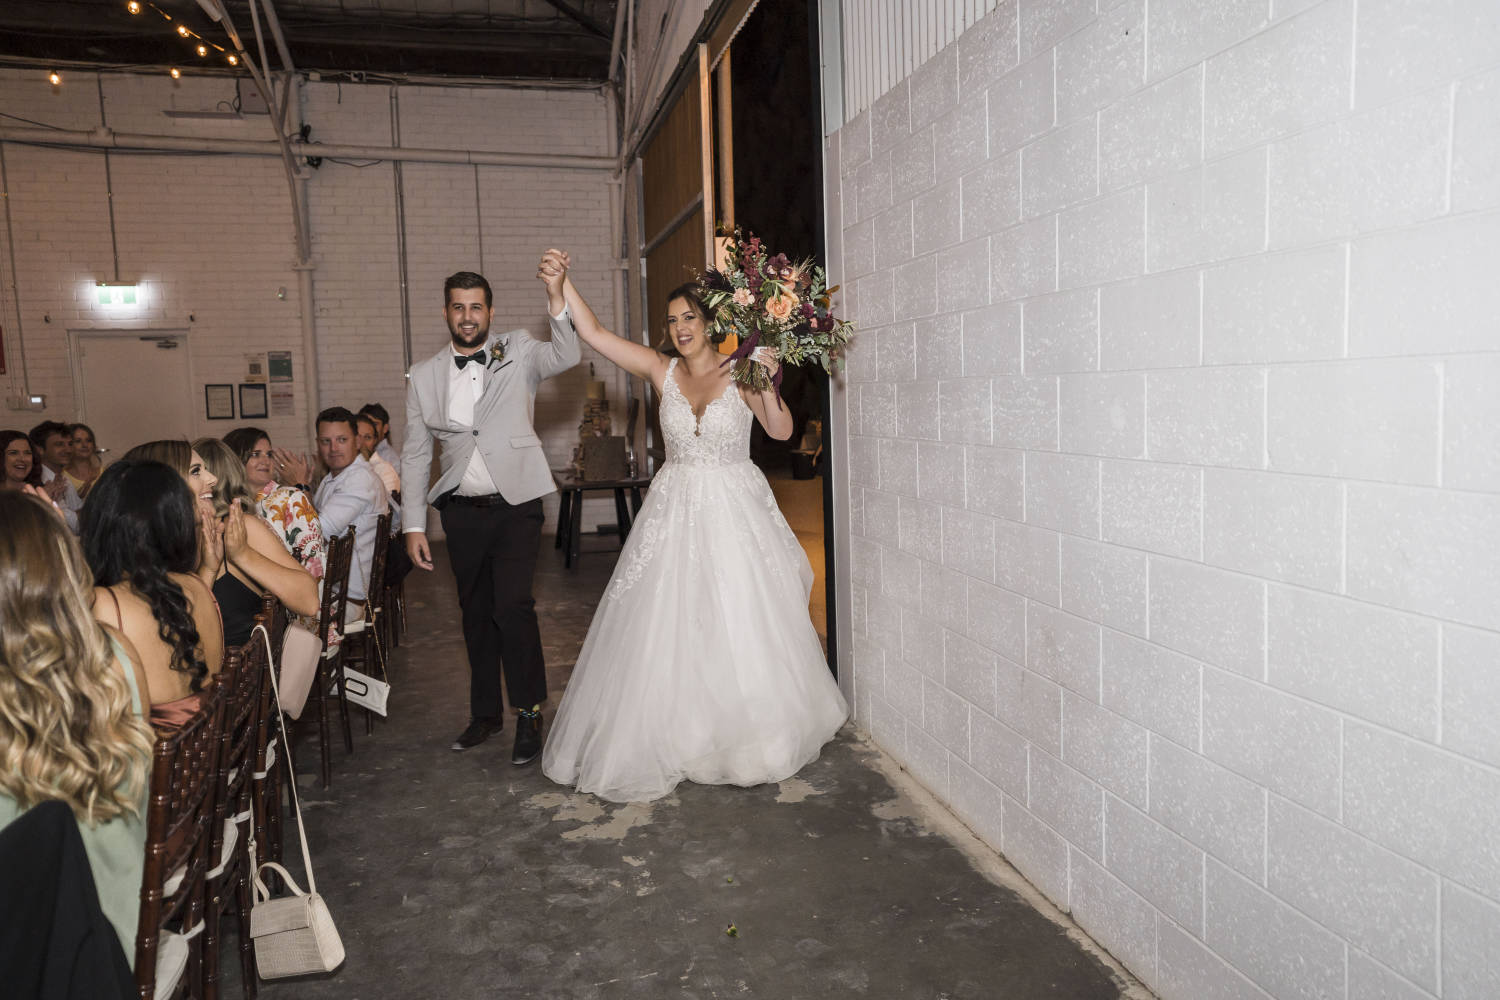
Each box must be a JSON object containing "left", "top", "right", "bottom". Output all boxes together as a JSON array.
[
  {"left": 40, "top": 463, "right": 82, "bottom": 534},
  {"left": 449, "top": 340, "right": 503, "bottom": 497},
  {"left": 375, "top": 437, "right": 400, "bottom": 468}
]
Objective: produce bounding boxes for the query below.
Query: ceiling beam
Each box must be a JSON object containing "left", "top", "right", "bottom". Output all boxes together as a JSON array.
[{"left": 532, "top": 0, "right": 612, "bottom": 40}]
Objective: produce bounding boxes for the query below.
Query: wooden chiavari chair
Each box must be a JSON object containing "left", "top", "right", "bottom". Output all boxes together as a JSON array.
[
  {"left": 202, "top": 620, "right": 270, "bottom": 1000},
  {"left": 301, "top": 529, "right": 355, "bottom": 788},
  {"left": 341, "top": 513, "right": 391, "bottom": 735},
  {"left": 134, "top": 682, "right": 227, "bottom": 1000}
]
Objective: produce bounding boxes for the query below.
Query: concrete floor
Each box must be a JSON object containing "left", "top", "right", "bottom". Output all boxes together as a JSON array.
[{"left": 237, "top": 540, "right": 1150, "bottom": 1000}]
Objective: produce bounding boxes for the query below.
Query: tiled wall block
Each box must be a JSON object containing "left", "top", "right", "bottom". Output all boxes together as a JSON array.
[{"left": 834, "top": 0, "right": 1500, "bottom": 996}]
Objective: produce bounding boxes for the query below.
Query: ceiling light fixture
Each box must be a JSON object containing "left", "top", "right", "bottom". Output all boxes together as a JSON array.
[
  {"left": 48, "top": 70, "right": 62, "bottom": 86},
  {"left": 126, "top": 0, "right": 141, "bottom": 12},
  {"left": 176, "top": 24, "right": 190, "bottom": 37},
  {"left": 196, "top": 44, "right": 208, "bottom": 57},
  {"left": 227, "top": 53, "right": 239, "bottom": 66},
  {"left": 170, "top": 67, "right": 181, "bottom": 79}
]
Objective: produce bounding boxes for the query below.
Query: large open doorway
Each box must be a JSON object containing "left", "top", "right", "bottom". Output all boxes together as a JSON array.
[
  {"left": 631, "top": 0, "right": 837, "bottom": 667},
  {"left": 724, "top": 0, "right": 831, "bottom": 655}
]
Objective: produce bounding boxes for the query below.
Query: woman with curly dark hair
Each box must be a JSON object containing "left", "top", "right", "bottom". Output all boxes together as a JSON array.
[{"left": 81, "top": 459, "right": 225, "bottom": 730}]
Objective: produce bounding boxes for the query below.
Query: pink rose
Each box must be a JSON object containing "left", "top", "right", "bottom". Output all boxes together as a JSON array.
[
  {"left": 733, "top": 287, "right": 753, "bottom": 306},
  {"left": 765, "top": 290, "right": 798, "bottom": 322}
]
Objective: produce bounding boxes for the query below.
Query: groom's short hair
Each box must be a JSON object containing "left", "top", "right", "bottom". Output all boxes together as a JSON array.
[{"left": 444, "top": 271, "right": 492, "bottom": 308}]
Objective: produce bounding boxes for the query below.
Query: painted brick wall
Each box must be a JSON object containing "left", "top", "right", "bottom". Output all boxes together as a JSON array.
[
  {"left": 0, "top": 70, "right": 622, "bottom": 531},
  {"left": 829, "top": 2, "right": 1500, "bottom": 998}
]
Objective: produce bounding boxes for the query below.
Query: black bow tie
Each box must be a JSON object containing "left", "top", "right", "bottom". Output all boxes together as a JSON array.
[{"left": 454, "top": 349, "right": 487, "bottom": 371}]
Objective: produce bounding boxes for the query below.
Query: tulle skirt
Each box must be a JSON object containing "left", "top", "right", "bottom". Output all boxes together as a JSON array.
[{"left": 542, "top": 459, "right": 848, "bottom": 803}]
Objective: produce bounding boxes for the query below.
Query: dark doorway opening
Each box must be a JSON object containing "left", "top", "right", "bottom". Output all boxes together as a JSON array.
[{"left": 721, "top": 0, "right": 835, "bottom": 667}]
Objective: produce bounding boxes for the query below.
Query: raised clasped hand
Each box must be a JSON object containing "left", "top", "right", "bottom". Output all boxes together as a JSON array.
[
  {"left": 536, "top": 248, "right": 571, "bottom": 292},
  {"left": 750, "top": 345, "right": 781, "bottom": 379}
]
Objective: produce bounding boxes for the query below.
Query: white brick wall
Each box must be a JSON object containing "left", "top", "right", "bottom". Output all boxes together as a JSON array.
[
  {"left": 0, "top": 70, "right": 620, "bottom": 531},
  {"left": 831, "top": 1, "right": 1500, "bottom": 997}
]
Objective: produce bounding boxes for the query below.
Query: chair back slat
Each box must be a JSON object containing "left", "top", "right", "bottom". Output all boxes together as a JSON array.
[{"left": 135, "top": 681, "right": 226, "bottom": 998}]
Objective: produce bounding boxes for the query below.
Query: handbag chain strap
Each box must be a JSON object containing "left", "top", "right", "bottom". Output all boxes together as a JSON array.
[{"left": 254, "top": 623, "right": 318, "bottom": 897}]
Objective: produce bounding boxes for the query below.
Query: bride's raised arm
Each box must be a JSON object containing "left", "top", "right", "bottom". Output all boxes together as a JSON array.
[{"left": 539, "top": 251, "right": 664, "bottom": 384}]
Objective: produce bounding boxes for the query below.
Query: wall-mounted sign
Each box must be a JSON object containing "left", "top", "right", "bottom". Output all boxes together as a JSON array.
[
  {"left": 268, "top": 350, "right": 294, "bottom": 382},
  {"left": 244, "top": 353, "right": 267, "bottom": 383}
]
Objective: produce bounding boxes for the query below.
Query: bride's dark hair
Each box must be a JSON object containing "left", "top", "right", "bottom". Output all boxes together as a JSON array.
[
  {"left": 81, "top": 459, "right": 210, "bottom": 692},
  {"left": 657, "top": 282, "right": 721, "bottom": 356}
]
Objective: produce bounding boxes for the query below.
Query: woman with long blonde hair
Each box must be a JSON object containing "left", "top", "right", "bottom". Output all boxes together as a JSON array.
[{"left": 0, "top": 490, "right": 155, "bottom": 964}]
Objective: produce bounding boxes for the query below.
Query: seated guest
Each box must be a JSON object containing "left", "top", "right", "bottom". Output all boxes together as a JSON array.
[
  {"left": 193, "top": 437, "right": 320, "bottom": 621},
  {"left": 352, "top": 410, "right": 396, "bottom": 497},
  {"left": 64, "top": 423, "right": 104, "bottom": 498},
  {"left": 359, "top": 402, "right": 399, "bottom": 466},
  {"left": 122, "top": 440, "right": 265, "bottom": 648},
  {"left": 0, "top": 491, "right": 156, "bottom": 967},
  {"left": 222, "top": 426, "right": 326, "bottom": 578},
  {"left": 84, "top": 459, "right": 225, "bottom": 730},
  {"left": 1, "top": 430, "right": 36, "bottom": 490},
  {"left": 313, "top": 407, "right": 388, "bottom": 617},
  {"left": 29, "top": 420, "right": 83, "bottom": 532}
]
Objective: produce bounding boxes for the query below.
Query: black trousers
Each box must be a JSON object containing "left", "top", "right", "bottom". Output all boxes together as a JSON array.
[{"left": 439, "top": 495, "right": 548, "bottom": 719}]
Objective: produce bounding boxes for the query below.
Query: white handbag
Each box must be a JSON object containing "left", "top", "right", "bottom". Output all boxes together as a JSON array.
[{"left": 248, "top": 625, "right": 346, "bottom": 979}]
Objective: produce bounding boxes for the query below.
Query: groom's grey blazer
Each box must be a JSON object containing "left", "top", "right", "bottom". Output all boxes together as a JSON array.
[{"left": 400, "top": 310, "right": 580, "bottom": 533}]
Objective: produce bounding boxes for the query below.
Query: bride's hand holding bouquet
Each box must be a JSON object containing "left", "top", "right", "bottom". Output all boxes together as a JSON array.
[{"left": 698, "top": 229, "right": 855, "bottom": 394}]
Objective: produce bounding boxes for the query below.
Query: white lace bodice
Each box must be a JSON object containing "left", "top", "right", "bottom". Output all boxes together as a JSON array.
[{"left": 661, "top": 358, "right": 752, "bottom": 468}]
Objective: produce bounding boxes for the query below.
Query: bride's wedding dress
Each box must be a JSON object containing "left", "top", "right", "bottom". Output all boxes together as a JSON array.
[{"left": 542, "top": 358, "right": 848, "bottom": 802}]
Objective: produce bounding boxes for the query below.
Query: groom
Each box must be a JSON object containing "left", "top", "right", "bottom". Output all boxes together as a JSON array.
[{"left": 401, "top": 259, "right": 579, "bottom": 763}]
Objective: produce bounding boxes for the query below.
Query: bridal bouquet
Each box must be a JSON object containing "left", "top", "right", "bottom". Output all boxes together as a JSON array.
[{"left": 698, "top": 228, "right": 855, "bottom": 394}]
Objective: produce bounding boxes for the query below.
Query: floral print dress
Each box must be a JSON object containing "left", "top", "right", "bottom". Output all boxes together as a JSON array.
[{"left": 258, "top": 482, "right": 327, "bottom": 579}]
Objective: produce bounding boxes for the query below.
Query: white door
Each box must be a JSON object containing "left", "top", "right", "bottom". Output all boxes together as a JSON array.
[{"left": 74, "top": 331, "right": 194, "bottom": 458}]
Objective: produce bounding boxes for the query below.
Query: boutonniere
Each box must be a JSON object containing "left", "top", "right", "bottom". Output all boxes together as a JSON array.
[{"left": 486, "top": 338, "right": 509, "bottom": 369}]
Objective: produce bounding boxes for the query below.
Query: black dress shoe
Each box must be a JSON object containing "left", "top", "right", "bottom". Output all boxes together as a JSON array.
[
  {"left": 512, "top": 712, "right": 543, "bottom": 765},
  {"left": 451, "top": 717, "right": 503, "bottom": 751}
]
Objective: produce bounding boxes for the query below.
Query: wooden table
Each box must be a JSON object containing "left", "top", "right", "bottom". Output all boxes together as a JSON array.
[{"left": 553, "top": 474, "right": 652, "bottom": 569}]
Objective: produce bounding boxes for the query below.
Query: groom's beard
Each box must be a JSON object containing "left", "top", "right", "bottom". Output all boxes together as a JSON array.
[{"left": 449, "top": 320, "right": 489, "bottom": 350}]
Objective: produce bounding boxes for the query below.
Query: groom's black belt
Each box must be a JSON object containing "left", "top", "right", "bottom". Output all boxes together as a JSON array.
[{"left": 448, "top": 492, "right": 507, "bottom": 507}]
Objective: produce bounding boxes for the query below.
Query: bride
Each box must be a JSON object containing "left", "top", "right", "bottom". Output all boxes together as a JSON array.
[{"left": 538, "top": 249, "right": 848, "bottom": 803}]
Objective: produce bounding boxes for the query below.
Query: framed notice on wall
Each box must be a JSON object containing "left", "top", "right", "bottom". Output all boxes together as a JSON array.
[
  {"left": 238, "top": 383, "right": 268, "bottom": 419},
  {"left": 205, "top": 383, "right": 235, "bottom": 420}
]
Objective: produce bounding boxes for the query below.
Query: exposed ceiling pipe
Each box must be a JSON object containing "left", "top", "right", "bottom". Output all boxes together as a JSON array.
[
  {"left": 0, "top": 126, "right": 617, "bottom": 171},
  {"left": 607, "top": 0, "right": 629, "bottom": 85},
  {"left": 255, "top": 0, "right": 298, "bottom": 74}
]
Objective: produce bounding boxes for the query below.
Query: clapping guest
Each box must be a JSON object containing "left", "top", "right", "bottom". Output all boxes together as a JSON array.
[
  {"left": 0, "top": 491, "right": 155, "bottom": 966},
  {"left": 194, "top": 438, "right": 320, "bottom": 622},
  {"left": 81, "top": 460, "right": 224, "bottom": 731},
  {"left": 122, "top": 440, "right": 263, "bottom": 649},
  {"left": 1, "top": 430, "right": 36, "bottom": 490},
  {"left": 222, "top": 426, "right": 327, "bottom": 579},
  {"left": 64, "top": 423, "right": 104, "bottom": 498},
  {"left": 28, "top": 420, "right": 83, "bottom": 532}
]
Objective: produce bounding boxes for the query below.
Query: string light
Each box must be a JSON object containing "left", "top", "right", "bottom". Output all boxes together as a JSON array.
[
  {"left": 126, "top": 0, "right": 141, "bottom": 12},
  {"left": 170, "top": 67, "right": 181, "bottom": 79},
  {"left": 196, "top": 44, "right": 208, "bottom": 57},
  {"left": 176, "top": 24, "right": 190, "bottom": 37},
  {"left": 48, "top": 71, "right": 62, "bottom": 86},
  {"left": 227, "top": 53, "right": 239, "bottom": 66}
]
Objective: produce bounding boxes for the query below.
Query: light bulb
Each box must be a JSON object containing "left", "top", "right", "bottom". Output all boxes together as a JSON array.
[
  {"left": 48, "top": 71, "right": 62, "bottom": 86},
  {"left": 196, "top": 44, "right": 207, "bottom": 57},
  {"left": 227, "top": 53, "right": 239, "bottom": 66},
  {"left": 177, "top": 24, "right": 189, "bottom": 37},
  {"left": 126, "top": 0, "right": 141, "bottom": 12},
  {"left": 170, "top": 67, "right": 181, "bottom": 79}
]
